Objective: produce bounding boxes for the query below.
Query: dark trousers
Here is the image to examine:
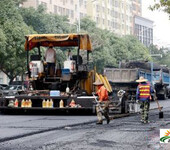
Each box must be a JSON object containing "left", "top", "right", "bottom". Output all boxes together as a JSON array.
[
  {"left": 96, "top": 101, "right": 110, "bottom": 122},
  {"left": 47, "top": 63, "right": 55, "bottom": 76}
]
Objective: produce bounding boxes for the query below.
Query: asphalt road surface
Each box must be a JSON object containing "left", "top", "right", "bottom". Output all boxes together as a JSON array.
[{"left": 0, "top": 99, "right": 170, "bottom": 150}]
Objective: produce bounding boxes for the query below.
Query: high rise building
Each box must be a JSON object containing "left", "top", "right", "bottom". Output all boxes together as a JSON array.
[
  {"left": 22, "top": 0, "right": 142, "bottom": 36},
  {"left": 134, "top": 15, "right": 153, "bottom": 47},
  {"left": 0, "top": 71, "right": 8, "bottom": 84}
]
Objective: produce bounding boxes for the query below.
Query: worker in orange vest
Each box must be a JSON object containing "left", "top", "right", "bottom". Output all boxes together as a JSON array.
[{"left": 93, "top": 79, "right": 110, "bottom": 125}]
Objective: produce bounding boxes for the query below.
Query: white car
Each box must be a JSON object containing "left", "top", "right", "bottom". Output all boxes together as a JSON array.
[{"left": 2, "top": 85, "right": 25, "bottom": 96}]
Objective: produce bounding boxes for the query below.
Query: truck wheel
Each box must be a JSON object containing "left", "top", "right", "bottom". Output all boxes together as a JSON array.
[{"left": 163, "top": 92, "right": 167, "bottom": 100}]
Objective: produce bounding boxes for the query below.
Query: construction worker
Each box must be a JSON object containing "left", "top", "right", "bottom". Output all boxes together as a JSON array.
[
  {"left": 67, "top": 50, "right": 72, "bottom": 60},
  {"left": 44, "top": 43, "right": 56, "bottom": 76},
  {"left": 136, "top": 76, "right": 154, "bottom": 124},
  {"left": 93, "top": 79, "right": 110, "bottom": 125}
]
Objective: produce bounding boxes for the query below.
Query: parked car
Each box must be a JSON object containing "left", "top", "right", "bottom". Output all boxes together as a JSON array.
[
  {"left": 2, "top": 85, "right": 25, "bottom": 96},
  {"left": 0, "top": 84, "right": 8, "bottom": 90}
]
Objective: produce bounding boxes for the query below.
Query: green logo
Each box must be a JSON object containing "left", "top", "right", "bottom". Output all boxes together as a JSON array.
[{"left": 160, "top": 136, "right": 170, "bottom": 143}]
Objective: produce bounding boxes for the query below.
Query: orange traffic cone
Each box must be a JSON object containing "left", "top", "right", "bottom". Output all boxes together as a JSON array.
[{"left": 69, "top": 99, "right": 76, "bottom": 107}]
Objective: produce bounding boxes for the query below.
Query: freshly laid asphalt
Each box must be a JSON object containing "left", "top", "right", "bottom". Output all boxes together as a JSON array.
[{"left": 0, "top": 99, "right": 169, "bottom": 143}]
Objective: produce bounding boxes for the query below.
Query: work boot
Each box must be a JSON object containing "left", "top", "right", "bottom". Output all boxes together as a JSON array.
[
  {"left": 143, "top": 120, "right": 150, "bottom": 124},
  {"left": 96, "top": 121, "right": 103, "bottom": 125},
  {"left": 107, "top": 118, "right": 110, "bottom": 124},
  {"left": 140, "top": 119, "right": 144, "bottom": 123}
]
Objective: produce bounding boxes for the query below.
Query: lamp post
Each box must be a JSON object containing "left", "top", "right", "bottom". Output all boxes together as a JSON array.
[{"left": 77, "top": 0, "right": 80, "bottom": 32}]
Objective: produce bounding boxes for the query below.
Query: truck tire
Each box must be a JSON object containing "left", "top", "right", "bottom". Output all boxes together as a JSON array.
[
  {"left": 158, "top": 93, "right": 167, "bottom": 100},
  {"left": 163, "top": 92, "right": 167, "bottom": 100}
]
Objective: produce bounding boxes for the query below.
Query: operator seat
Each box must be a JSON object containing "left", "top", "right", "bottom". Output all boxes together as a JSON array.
[{"left": 72, "top": 55, "right": 83, "bottom": 65}]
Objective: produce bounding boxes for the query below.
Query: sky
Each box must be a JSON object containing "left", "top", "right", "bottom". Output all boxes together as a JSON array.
[{"left": 142, "top": 0, "right": 170, "bottom": 47}]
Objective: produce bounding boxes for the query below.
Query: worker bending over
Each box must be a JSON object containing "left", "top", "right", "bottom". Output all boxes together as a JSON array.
[{"left": 93, "top": 79, "right": 110, "bottom": 125}]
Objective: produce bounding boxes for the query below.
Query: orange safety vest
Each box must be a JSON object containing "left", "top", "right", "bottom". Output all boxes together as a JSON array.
[
  {"left": 97, "top": 86, "right": 108, "bottom": 102},
  {"left": 138, "top": 83, "right": 151, "bottom": 100}
]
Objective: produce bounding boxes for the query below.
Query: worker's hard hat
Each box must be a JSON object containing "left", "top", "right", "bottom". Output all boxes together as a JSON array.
[
  {"left": 93, "top": 79, "right": 104, "bottom": 86},
  {"left": 136, "top": 76, "right": 148, "bottom": 82}
]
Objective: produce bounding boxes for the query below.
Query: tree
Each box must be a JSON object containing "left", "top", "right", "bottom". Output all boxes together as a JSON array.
[
  {"left": 20, "top": 5, "right": 72, "bottom": 65},
  {"left": 150, "top": 0, "right": 170, "bottom": 15},
  {"left": 20, "top": 5, "right": 71, "bottom": 34},
  {"left": 149, "top": 44, "right": 170, "bottom": 67},
  {"left": 80, "top": 18, "right": 151, "bottom": 72},
  {"left": 0, "top": 0, "right": 34, "bottom": 83},
  {"left": 122, "top": 35, "right": 150, "bottom": 61}
]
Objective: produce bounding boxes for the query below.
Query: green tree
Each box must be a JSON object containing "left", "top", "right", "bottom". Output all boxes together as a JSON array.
[
  {"left": 0, "top": 0, "right": 34, "bottom": 83},
  {"left": 122, "top": 35, "right": 150, "bottom": 61},
  {"left": 20, "top": 5, "right": 70, "bottom": 34},
  {"left": 150, "top": 0, "right": 170, "bottom": 15},
  {"left": 149, "top": 44, "right": 170, "bottom": 67},
  {"left": 80, "top": 17, "right": 151, "bottom": 72},
  {"left": 20, "top": 5, "right": 72, "bottom": 65}
]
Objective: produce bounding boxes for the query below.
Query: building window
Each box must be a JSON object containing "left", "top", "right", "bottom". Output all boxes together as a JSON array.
[
  {"left": 84, "top": 1, "right": 87, "bottom": 8},
  {"left": 115, "top": 0, "right": 118, "bottom": 7},
  {"left": 79, "top": 0, "right": 83, "bottom": 6},
  {"left": 96, "top": 5, "right": 100, "bottom": 12},
  {"left": 103, "top": 19, "right": 105, "bottom": 25},
  {"left": 96, "top": 17, "right": 100, "bottom": 23},
  {"left": 63, "top": 8, "right": 65, "bottom": 15},
  {"left": 71, "top": 10, "right": 74, "bottom": 18},
  {"left": 58, "top": 7, "right": 62, "bottom": 14},
  {"left": 36, "top": 0, "right": 39, "bottom": 7},
  {"left": 75, "top": 4, "right": 77, "bottom": 11},
  {"left": 54, "top": 5, "right": 57, "bottom": 14},
  {"left": 80, "top": 13, "right": 83, "bottom": 19},
  {"left": 66, "top": 9, "right": 69, "bottom": 16},
  {"left": 41, "top": 2, "right": 47, "bottom": 9}
]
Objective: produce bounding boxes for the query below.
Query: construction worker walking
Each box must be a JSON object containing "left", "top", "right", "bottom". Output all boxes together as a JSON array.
[
  {"left": 136, "top": 76, "right": 154, "bottom": 124},
  {"left": 93, "top": 79, "right": 110, "bottom": 125}
]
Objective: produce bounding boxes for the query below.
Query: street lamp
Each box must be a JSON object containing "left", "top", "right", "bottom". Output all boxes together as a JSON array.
[{"left": 72, "top": 23, "right": 79, "bottom": 33}]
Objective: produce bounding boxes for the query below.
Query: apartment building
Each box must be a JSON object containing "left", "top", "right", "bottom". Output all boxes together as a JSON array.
[
  {"left": 134, "top": 15, "right": 153, "bottom": 47},
  {"left": 0, "top": 71, "right": 8, "bottom": 84},
  {"left": 22, "top": 0, "right": 142, "bottom": 36}
]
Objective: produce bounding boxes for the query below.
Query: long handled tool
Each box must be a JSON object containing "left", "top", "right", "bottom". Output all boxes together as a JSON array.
[
  {"left": 92, "top": 93, "right": 104, "bottom": 114},
  {"left": 154, "top": 95, "right": 163, "bottom": 119}
]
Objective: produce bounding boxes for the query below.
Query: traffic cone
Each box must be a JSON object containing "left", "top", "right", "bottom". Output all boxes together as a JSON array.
[
  {"left": 69, "top": 99, "right": 76, "bottom": 107},
  {"left": 14, "top": 99, "right": 18, "bottom": 107},
  {"left": 21, "top": 99, "right": 25, "bottom": 107},
  {"left": 59, "top": 99, "right": 64, "bottom": 108}
]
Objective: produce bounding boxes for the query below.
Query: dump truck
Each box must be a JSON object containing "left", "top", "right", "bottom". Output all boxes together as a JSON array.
[
  {"left": 0, "top": 33, "right": 120, "bottom": 115},
  {"left": 104, "top": 61, "right": 170, "bottom": 102}
]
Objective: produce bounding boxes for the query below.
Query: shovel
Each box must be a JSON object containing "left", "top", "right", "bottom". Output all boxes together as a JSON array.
[
  {"left": 154, "top": 95, "right": 163, "bottom": 119},
  {"left": 92, "top": 93, "right": 104, "bottom": 114}
]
